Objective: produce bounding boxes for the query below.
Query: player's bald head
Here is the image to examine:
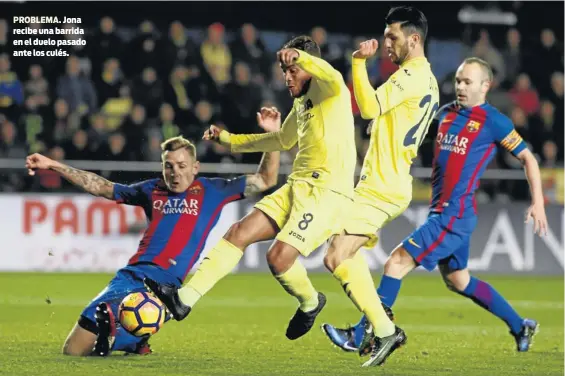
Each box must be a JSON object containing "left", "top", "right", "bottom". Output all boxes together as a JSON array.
[{"left": 461, "top": 57, "right": 493, "bottom": 83}]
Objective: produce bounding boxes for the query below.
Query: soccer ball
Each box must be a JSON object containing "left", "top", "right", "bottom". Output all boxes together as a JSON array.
[{"left": 119, "top": 292, "right": 166, "bottom": 336}]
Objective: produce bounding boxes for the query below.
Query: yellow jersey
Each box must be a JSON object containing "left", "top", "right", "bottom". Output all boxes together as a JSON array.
[
  {"left": 220, "top": 50, "right": 357, "bottom": 199},
  {"left": 352, "top": 56, "right": 439, "bottom": 205}
]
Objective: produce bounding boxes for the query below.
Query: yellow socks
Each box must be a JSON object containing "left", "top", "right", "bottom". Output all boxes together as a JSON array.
[
  {"left": 333, "top": 252, "right": 395, "bottom": 338},
  {"left": 178, "top": 238, "right": 243, "bottom": 307},
  {"left": 274, "top": 261, "right": 319, "bottom": 312}
]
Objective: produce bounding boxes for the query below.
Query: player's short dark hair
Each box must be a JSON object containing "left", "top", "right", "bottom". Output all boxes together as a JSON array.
[
  {"left": 463, "top": 57, "right": 494, "bottom": 82},
  {"left": 283, "top": 35, "right": 321, "bottom": 58},
  {"left": 161, "top": 136, "right": 197, "bottom": 160},
  {"left": 385, "top": 6, "right": 428, "bottom": 44}
]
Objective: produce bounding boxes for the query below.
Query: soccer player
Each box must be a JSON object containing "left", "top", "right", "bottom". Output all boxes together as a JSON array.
[
  {"left": 25, "top": 127, "right": 281, "bottom": 356},
  {"left": 145, "top": 35, "right": 357, "bottom": 340},
  {"left": 325, "top": 57, "right": 546, "bottom": 361},
  {"left": 320, "top": 6, "right": 439, "bottom": 366}
]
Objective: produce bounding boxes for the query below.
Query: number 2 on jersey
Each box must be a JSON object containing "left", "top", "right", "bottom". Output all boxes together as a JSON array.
[{"left": 403, "top": 94, "right": 439, "bottom": 148}]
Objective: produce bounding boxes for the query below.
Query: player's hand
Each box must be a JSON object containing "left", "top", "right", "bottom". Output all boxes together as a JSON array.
[
  {"left": 25, "top": 153, "right": 54, "bottom": 176},
  {"left": 257, "top": 107, "right": 281, "bottom": 133},
  {"left": 353, "top": 39, "right": 379, "bottom": 59},
  {"left": 525, "top": 202, "right": 548, "bottom": 237},
  {"left": 202, "top": 125, "right": 222, "bottom": 142},
  {"left": 277, "top": 48, "right": 300, "bottom": 66}
]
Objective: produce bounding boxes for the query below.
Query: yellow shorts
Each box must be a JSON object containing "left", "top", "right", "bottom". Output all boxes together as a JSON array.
[
  {"left": 255, "top": 180, "right": 352, "bottom": 256},
  {"left": 343, "top": 189, "right": 409, "bottom": 248}
]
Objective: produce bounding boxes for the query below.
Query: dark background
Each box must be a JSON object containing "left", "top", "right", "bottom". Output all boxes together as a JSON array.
[
  {"left": 2, "top": 2, "right": 563, "bottom": 38},
  {"left": 0, "top": 1, "right": 563, "bottom": 204}
]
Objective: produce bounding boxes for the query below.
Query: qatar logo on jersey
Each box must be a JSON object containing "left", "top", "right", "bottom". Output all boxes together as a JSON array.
[
  {"left": 436, "top": 132, "right": 469, "bottom": 155},
  {"left": 153, "top": 198, "right": 200, "bottom": 216}
]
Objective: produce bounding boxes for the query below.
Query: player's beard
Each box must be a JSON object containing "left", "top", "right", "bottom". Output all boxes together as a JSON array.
[
  {"left": 395, "top": 42, "right": 410, "bottom": 65},
  {"left": 293, "top": 79, "right": 312, "bottom": 98}
]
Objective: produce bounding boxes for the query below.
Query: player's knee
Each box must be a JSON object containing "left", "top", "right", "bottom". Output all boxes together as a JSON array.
[
  {"left": 383, "top": 250, "right": 402, "bottom": 271},
  {"left": 443, "top": 277, "right": 460, "bottom": 293},
  {"left": 61, "top": 340, "right": 73, "bottom": 356},
  {"left": 224, "top": 221, "right": 249, "bottom": 249},
  {"left": 383, "top": 247, "right": 414, "bottom": 278},
  {"left": 383, "top": 258, "right": 397, "bottom": 276},
  {"left": 323, "top": 252, "right": 340, "bottom": 272},
  {"left": 62, "top": 346, "right": 80, "bottom": 356},
  {"left": 323, "top": 235, "right": 358, "bottom": 272},
  {"left": 266, "top": 244, "right": 297, "bottom": 274},
  {"left": 441, "top": 267, "right": 469, "bottom": 293},
  {"left": 62, "top": 322, "right": 97, "bottom": 356},
  {"left": 446, "top": 275, "right": 469, "bottom": 293},
  {"left": 61, "top": 339, "right": 87, "bottom": 356},
  {"left": 322, "top": 238, "right": 338, "bottom": 272},
  {"left": 266, "top": 247, "right": 283, "bottom": 269}
]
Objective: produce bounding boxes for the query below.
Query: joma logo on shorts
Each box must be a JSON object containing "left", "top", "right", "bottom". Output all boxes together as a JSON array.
[{"left": 289, "top": 231, "right": 305, "bottom": 242}]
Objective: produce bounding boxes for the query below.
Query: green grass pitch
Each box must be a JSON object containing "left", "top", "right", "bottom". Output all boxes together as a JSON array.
[{"left": 0, "top": 272, "right": 563, "bottom": 375}]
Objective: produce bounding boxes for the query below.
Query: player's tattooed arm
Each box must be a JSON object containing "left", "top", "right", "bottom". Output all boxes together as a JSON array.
[
  {"left": 52, "top": 163, "right": 115, "bottom": 199},
  {"left": 26, "top": 153, "right": 115, "bottom": 199},
  {"left": 244, "top": 151, "right": 280, "bottom": 197}
]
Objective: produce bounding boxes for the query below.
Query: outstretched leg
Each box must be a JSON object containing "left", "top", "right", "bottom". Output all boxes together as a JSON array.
[{"left": 146, "top": 208, "right": 278, "bottom": 320}]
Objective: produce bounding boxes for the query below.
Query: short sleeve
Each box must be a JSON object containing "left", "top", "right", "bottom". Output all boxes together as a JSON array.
[
  {"left": 375, "top": 70, "right": 412, "bottom": 115},
  {"left": 113, "top": 179, "right": 158, "bottom": 206},
  {"left": 492, "top": 115, "right": 527, "bottom": 156},
  {"left": 207, "top": 176, "right": 247, "bottom": 201}
]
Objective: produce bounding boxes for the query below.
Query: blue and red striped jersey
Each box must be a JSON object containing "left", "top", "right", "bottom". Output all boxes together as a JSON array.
[
  {"left": 113, "top": 176, "right": 247, "bottom": 282},
  {"left": 430, "top": 101, "right": 527, "bottom": 217}
]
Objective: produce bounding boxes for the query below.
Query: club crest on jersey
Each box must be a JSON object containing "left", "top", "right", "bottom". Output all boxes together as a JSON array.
[
  {"left": 466, "top": 120, "right": 481, "bottom": 133},
  {"left": 188, "top": 185, "right": 202, "bottom": 195}
]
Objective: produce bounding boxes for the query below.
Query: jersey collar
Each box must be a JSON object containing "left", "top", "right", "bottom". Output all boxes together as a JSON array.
[
  {"left": 457, "top": 101, "right": 490, "bottom": 113},
  {"left": 400, "top": 56, "right": 428, "bottom": 68}
]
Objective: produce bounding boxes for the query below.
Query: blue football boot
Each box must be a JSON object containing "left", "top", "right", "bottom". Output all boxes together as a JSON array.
[{"left": 513, "top": 318, "right": 539, "bottom": 352}]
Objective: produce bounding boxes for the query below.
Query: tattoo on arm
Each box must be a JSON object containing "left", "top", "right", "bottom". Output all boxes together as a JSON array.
[{"left": 52, "top": 164, "right": 114, "bottom": 199}]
